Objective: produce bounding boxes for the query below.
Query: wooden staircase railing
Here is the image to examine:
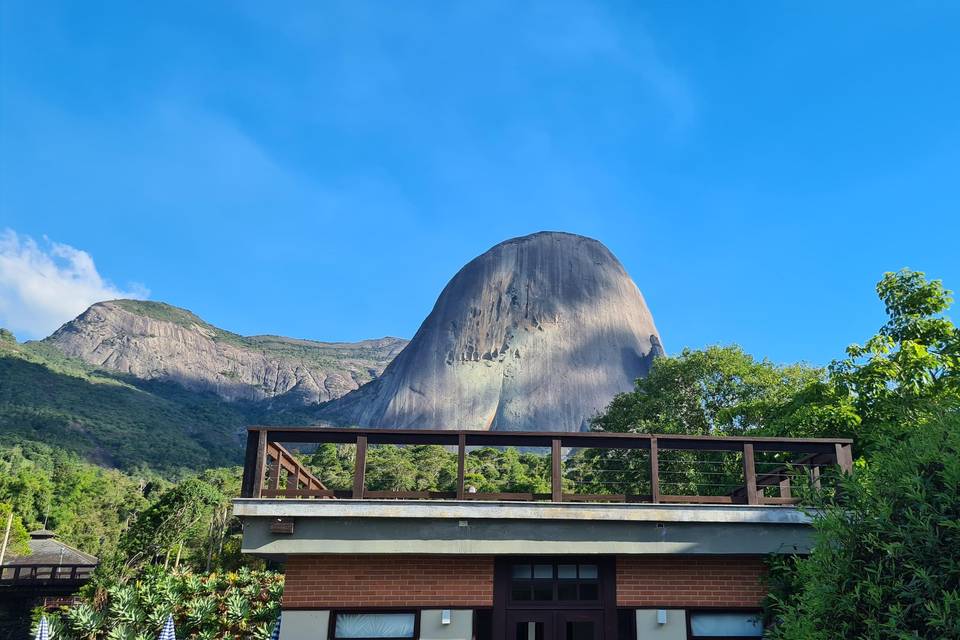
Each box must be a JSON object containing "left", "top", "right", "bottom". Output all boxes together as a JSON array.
[{"left": 259, "top": 441, "right": 332, "bottom": 499}]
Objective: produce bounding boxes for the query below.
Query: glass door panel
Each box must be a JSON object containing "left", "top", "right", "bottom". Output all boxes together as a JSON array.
[
  {"left": 557, "top": 611, "right": 602, "bottom": 640},
  {"left": 507, "top": 612, "right": 553, "bottom": 640}
]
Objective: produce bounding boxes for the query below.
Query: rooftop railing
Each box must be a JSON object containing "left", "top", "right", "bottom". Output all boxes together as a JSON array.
[
  {"left": 0, "top": 563, "right": 96, "bottom": 586},
  {"left": 238, "top": 427, "right": 853, "bottom": 506}
]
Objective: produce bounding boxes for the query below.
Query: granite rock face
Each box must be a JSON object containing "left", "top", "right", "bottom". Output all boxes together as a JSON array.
[
  {"left": 320, "top": 231, "right": 663, "bottom": 431},
  {"left": 43, "top": 301, "right": 406, "bottom": 405}
]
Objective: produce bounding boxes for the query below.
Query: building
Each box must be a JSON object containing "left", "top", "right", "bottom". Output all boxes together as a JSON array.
[
  {"left": 235, "top": 427, "right": 852, "bottom": 640},
  {"left": 0, "top": 529, "right": 98, "bottom": 638}
]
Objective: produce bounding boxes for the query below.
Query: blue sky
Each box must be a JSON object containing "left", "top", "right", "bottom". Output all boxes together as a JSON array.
[{"left": 1, "top": 1, "right": 958, "bottom": 365}]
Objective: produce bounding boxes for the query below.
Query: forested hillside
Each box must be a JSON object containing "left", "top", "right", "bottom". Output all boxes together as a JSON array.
[{"left": 0, "top": 331, "right": 317, "bottom": 472}]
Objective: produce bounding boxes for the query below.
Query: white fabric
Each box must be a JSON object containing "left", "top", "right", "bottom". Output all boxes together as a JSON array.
[
  {"left": 34, "top": 617, "right": 49, "bottom": 640},
  {"left": 689, "top": 612, "right": 762, "bottom": 636},
  {"left": 157, "top": 614, "right": 177, "bottom": 640},
  {"left": 270, "top": 614, "right": 282, "bottom": 640},
  {"left": 335, "top": 613, "right": 415, "bottom": 638}
]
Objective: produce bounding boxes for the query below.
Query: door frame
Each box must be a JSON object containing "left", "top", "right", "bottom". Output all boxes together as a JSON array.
[
  {"left": 506, "top": 610, "right": 554, "bottom": 640},
  {"left": 556, "top": 609, "right": 605, "bottom": 640},
  {"left": 493, "top": 556, "right": 617, "bottom": 639}
]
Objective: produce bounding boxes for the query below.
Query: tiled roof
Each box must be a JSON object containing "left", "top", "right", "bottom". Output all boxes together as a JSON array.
[{"left": 7, "top": 530, "right": 98, "bottom": 566}]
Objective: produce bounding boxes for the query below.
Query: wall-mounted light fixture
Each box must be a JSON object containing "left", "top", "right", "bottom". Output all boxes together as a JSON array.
[
  {"left": 441, "top": 609, "right": 451, "bottom": 625},
  {"left": 657, "top": 609, "right": 667, "bottom": 625}
]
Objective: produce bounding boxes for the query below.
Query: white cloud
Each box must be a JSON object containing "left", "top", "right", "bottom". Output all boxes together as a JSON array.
[{"left": 0, "top": 230, "right": 148, "bottom": 340}]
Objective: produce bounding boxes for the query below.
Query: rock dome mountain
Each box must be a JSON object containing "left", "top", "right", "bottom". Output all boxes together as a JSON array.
[
  {"left": 43, "top": 300, "right": 407, "bottom": 405},
  {"left": 319, "top": 231, "right": 663, "bottom": 431}
]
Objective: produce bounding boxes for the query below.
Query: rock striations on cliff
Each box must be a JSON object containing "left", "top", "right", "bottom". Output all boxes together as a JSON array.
[
  {"left": 43, "top": 300, "right": 407, "bottom": 405},
  {"left": 320, "top": 231, "right": 663, "bottom": 432}
]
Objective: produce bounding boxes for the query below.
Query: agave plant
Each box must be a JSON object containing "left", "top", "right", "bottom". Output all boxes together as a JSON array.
[
  {"left": 65, "top": 601, "right": 105, "bottom": 640},
  {"left": 47, "top": 567, "right": 284, "bottom": 639}
]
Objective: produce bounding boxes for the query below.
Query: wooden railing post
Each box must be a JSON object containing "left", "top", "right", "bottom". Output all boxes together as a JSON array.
[
  {"left": 456, "top": 433, "right": 466, "bottom": 500},
  {"left": 835, "top": 443, "right": 853, "bottom": 474},
  {"left": 551, "top": 439, "right": 562, "bottom": 502},
  {"left": 743, "top": 443, "right": 759, "bottom": 505},
  {"left": 353, "top": 435, "right": 368, "bottom": 499},
  {"left": 779, "top": 478, "right": 792, "bottom": 499},
  {"left": 809, "top": 464, "right": 822, "bottom": 491},
  {"left": 251, "top": 430, "right": 267, "bottom": 499},
  {"left": 649, "top": 436, "right": 660, "bottom": 503},
  {"left": 267, "top": 445, "right": 281, "bottom": 494},
  {"left": 286, "top": 458, "right": 301, "bottom": 497}
]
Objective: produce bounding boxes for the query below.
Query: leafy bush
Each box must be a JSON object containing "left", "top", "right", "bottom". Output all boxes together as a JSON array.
[{"left": 768, "top": 414, "right": 960, "bottom": 639}]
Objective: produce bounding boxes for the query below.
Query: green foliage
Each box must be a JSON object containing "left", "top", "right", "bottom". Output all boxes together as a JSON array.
[
  {"left": 830, "top": 269, "right": 960, "bottom": 454},
  {"left": 0, "top": 336, "right": 321, "bottom": 473},
  {"left": 464, "top": 447, "right": 551, "bottom": 493},
  {"left": 0, "top": 328, "right": 15, "bottom": 344},
  {"left": 592, "top": 345, "right": 822, "bottom": 436},
  {"left": 0, "top": 443, "right": 152, "bottom": 557},
  {"left": 44, "top": 566, "right": 282, "bottom": 640},
  {"left": 120, "top": 479, "right": 223, "bottom": 568},
  {"left": 306, "top": 443, "right": 550, "bottom": 494},
  {"left": 768, "top": 414, "right": 960, "bottom": 639},
  {"left": 306, "top": 443, "right": 355, "bottom": 488},
  {"left": 0, "top": 501, "right": 31, "bottom": 556}
]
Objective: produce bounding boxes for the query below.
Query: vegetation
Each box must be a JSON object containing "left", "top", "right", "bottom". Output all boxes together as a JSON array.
[
  {"left": 0, "top": 443, "right": 152, "bottom": 558},
  {"left": 0, "top": 501, "right": 30, "bottom": 556},
  {"left": 0, "top": 335, "right": 319, "bottom": 473},
  {"left": 768, "top": 414, "right": 960, "bottom": 639},
  {"left": 45, "top": 566, "right": 282, "bottom": 640},
  {"left": 306, "top": 443, "right": 551, "bottom": 494}
]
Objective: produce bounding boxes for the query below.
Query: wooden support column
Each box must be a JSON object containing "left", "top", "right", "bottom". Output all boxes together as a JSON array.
[
  {"left": 649, "top": 436, "right": 660, "bottom": 503},
  {"left": 352, "top": 435, "right": 368, "bottom": 499},
  {"left": 835, "top": 443, "right": 854, "bottom": 474},
  {"left": 743, "top": 443, "right": 759, "bottom": 505},
  {"left": 551, "top": 439, "right": 562, "bottom": 502},
  {"left": 456, "top": 433, "right": 466, "bottom": 500},
  {"left": 251, "top": 430, "right": 267, "bottom": 499}
]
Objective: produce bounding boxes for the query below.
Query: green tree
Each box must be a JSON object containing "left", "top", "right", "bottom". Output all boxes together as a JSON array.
[
  {"left": 0, "top": 502, "right": 30, "bottom": 556},
  {"left": 830, "top": 269, "right": 960, "bottom": 455},
  {"left": 307, "top": 443, "right": 354, "bottom": 489},
  {"left": 120, "top": 479, "right": 222, "bottom": 569},
  {"left": 592, "top": 345, "right": 821, "bottom": 436},
  {"left": 769, "top": 413, "right": 960, "bottom": 639}
]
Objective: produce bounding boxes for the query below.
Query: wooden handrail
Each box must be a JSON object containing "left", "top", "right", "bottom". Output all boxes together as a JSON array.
[{"left": 258, "top": 442, "right": 328, "bottom": 499}]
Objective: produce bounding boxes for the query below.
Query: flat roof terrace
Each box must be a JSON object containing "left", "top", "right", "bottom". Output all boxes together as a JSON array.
[
  {"left": 239, "top": 426, "right": 853, "bottom": 506},
  {"left": 235, "top": 427, "right": 852, "bottom": 558}
]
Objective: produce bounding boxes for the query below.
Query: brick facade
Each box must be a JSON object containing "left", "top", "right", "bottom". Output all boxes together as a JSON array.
[
  {"left": 282, "top": 554, "right": 767, "bottom": 610},
  {"left": 616, "top": 556, "right": 768, "bottom": 607},
  {"left": 282, "top": 555, "right": 495, "bottom": 609}
]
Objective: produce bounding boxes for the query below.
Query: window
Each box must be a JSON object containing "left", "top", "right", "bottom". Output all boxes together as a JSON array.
[
  {"left": 688, "top": 611, "right": 763, "bottom": 638},
  {"left": 333, "top": 612, "right": 416, "bottom": 638},
  {"left": 508, "top": 561, "right": 601, "bottom": 604}
]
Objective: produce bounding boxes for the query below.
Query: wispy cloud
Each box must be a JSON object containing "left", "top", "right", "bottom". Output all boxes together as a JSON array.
[{"left": 0, "top": 230, "right": 148, "bottom": 340}]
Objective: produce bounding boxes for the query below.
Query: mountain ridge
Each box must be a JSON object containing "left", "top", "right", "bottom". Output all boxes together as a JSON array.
[{"left": 43, "top": 300, "right": 407, "bottom": 406}]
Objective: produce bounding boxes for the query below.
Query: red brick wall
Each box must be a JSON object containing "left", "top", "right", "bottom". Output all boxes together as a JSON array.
[
  {"left": 282, "top": 554, "right": 767, "bottom": 610},
  {"left": 282, "top": 555, "right": 495, "bottom": 609},
  {"left": 617, "top": 556, "right": 768, "bottom": 607}
]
